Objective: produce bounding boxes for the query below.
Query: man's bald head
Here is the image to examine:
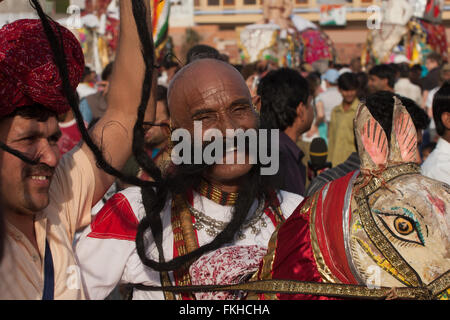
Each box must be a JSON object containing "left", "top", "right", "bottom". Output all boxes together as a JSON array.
[
  {"left": 167, "top": 59, "right": 251, "bottom": 129},
  {"left": 166, "top": 58, "right": 259, "bottom": 185}
]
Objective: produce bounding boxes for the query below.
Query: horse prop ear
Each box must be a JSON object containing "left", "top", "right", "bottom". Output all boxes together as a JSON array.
[
  {"left": 354, "top": 102, "right": 389, "bottom": 172},
  {"left": 388, "top": 96, "right": 421, "bottom": 164}
]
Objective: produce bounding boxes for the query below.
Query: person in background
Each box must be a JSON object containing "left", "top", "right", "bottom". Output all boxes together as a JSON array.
[
  {"left": 185, "top": 44, "right": 223, "bottom": 65},
  {"left": 421, "top": 141, "right": 437, "bottom": 162},
  {"left": 327, "top": 72, "right": 360, "bottom": 167},
  {"left": 302, "top": 72, "right": 322, "bottom": 143},
  {"left": 138, "top": 85, "right": 171, "bottom": 180},
  {"left": 57, "top": 93, "right": 88, "bottom": 155},
  {"left": 258, "top": 68, "right": 314, "bottom": 196},
  {"left": 421, "top": 52, "right": 442, "bottom": 109},
  {"left": 356, "top": 71, "right": 369, "bottom": 101},
  {"left": 314, "top": 68, "right": 342, "bottom": 144},
  {"left": 76, "top": 66, "right": 97, "bottom": 100},
  {"left": 79, "top": 61, "right": 114, "bottom": 125},
  {"left": 350, "top": 57, "right": 362, "bottom": 74},
  {"left": 421, "top": 82, "right": 450, "bottom": 185},
  {"left": 409, "top": 63, "right": 423, "bottom": 89},
  {"left": 395, "top": 62, "right": 423, "bottom": 106},
  {"left": 157, "top": 59, "right": 180, "bottom": 88},
  {"left": 368, "top": 64, "right": 396, "bottom": 93},
  {"left": 425, "top": 64, "right": 450, "bottom": 116},
  {"left": 241, "top": 62, "right": 259, "bottom": 98},
  {"left": 423, "top": 64, "right": 450, "bottom": 144}
]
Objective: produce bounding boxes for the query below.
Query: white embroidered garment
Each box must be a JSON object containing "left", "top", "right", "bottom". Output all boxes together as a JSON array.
[
  {"left": 74, "top": 187, "right": 303, "bottom": 300},
  {"left": 189, "top": 245, "right": 267, "bottom": 300}
]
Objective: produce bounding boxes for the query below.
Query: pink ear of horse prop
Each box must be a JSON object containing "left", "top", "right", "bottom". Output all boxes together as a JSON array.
[{"left": 250, "top": 97, "right": 449, "bottom": 300}]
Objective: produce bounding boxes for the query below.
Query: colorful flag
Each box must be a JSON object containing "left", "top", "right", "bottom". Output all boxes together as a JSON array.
[{"left": 151, "top": 0, "right": 170, "bottom": 48}]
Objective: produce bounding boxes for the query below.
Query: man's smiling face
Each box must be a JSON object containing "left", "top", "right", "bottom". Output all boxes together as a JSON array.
[{"left": 0, "top": 112, "right": 61, "bottom": 216}]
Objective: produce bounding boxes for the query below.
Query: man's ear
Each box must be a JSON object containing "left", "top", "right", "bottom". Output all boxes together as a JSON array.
[
  {"left": 252, "top": 95, "right": 261, "bottom": 113},
  {"left": 161, "top": 119, "right": 171, "bottom": 137},
  {"left": 442, "top": 112, "right": 450, "bottom": 130},
  {"left": 296, "top": 101, "right": 305, "bottom": 120}
]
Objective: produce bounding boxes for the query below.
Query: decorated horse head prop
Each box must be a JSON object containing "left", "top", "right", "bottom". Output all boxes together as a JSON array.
[{"left": 249, "top": 96, "right": 449, "bottom": 300}]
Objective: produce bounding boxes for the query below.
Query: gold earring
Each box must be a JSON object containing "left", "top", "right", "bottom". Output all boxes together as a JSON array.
[{"left": 252, "top": 104, "right": 260, "bottom": 115}]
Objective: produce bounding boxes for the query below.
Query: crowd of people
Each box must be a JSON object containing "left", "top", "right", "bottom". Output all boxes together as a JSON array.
[{"left": 0, "top": 0, "right": 449, "bottom": 301}]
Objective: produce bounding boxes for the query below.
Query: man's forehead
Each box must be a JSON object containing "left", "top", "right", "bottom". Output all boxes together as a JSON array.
[
  {"left": 168, "top": 60, "right": 250, "bottom": 110},
  {"left": 5, "top": 115, "right": 59, "bottom": 137},
  {"left": 171, "top": 59, "right": 244, "bottom": 89}
]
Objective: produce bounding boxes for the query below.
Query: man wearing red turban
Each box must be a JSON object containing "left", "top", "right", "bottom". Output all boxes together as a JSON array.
[
  {"left": 0, "top": 0, "right": 156, "bottom": 300},
  {"left": 0, "top": 19, "right": 84, "bottom": 117}
]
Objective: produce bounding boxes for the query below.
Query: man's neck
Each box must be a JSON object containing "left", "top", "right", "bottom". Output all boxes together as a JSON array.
[
  {"left": 443, "top": 131, "right": 450, "bottom": 144},
  {"left": 202, "top": 175, "right": 246, "bottom": 193},
  {"left": 283, "top": 126, "right": 299, "bottom": 144},
  {"left": 342, "top": 100, "right": 355, "bottom": 111},
  {"left": 5, "top": 209, "right": 38, "bottom": 250},
  {"left": 153, "top": 141, "right": 167, "bottom": 150}
]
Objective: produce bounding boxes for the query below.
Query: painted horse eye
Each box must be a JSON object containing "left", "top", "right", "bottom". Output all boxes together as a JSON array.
[
  {"left": 374, "top": 209, "right": 425, "bottom": 246},
  {"left": 394, "top": 217, "right": 414, "bottom": 235}
]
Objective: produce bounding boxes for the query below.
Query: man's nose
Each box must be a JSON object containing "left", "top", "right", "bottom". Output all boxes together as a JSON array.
[{"left": 36, "top": 140, "right": 59, "bottom": 168}]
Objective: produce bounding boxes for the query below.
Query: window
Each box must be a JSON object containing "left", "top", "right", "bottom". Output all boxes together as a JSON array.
[
  {"left": 208, "top": 0, "right": 220, "bottom": 5},
  {"left": 244, "top": 0, "right": 257, "bottom": 5}
]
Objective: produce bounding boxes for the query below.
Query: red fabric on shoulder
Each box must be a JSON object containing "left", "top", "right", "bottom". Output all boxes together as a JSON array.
[
  {"left": 270, "top": 199, "right": 334, "bottom": 300},
  {"left": 88, "top": 193, "right": 139, "bottom": 241}
]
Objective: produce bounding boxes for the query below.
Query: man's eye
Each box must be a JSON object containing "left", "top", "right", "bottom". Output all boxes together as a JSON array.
[
  {"left": 233, "top": 105, "right": 248, "bottom": 112},
  {"left": 20, "top": 136, "right": 37, "bottom": 144},
  {"left": 196, "top": 115, "right": 215, "bottom": 122},
  {"left": 49, "top": 138, "right": 59, "bottom": 145}
]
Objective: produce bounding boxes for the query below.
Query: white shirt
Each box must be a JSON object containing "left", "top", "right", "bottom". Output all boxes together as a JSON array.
[
  {"left": 74, "top": 187, "right": 303, "bottom": 300},
  {"left": 315, "top": 86, "right": 343, "bottom": 123},
  {"left": 395, "top": 78, "right": 423, "bottom": 107},
  {"left": 425, "top": 86, "right": 439, "bottom": 130},
  {"left": 421, "top": 138, "right": 450, "bottom": 185},
  {"left": 76, "top": 83, "right": 97, "bottom": 99}
]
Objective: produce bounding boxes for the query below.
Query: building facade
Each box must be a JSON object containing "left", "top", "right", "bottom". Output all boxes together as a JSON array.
[
  {"left": 168, "top": 0, "right": 450, "bottom": 64},
  {"left": 2, "top": 0, "right": 450, "bottom": 64}
]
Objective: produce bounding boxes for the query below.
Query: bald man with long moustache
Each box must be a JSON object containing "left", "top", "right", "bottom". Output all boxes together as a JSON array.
[{"left": 74, "top": 58, "right": 305, "bottom": 300}]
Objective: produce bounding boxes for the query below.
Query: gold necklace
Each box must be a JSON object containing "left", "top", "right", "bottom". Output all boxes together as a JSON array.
[
  {"left": 196, "top": 180, "right": 238, "bottom": 206},
  {"left": 187, "top": 199, "right": 267, "bottom": 239}
]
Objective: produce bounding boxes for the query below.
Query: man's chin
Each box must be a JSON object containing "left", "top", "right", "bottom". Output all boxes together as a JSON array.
[
  {"left": 24, "top": 195, "right": 50, "bottom": 213},
  {"left": 205, "top": 163, "right": 254, "bottom": 185}
]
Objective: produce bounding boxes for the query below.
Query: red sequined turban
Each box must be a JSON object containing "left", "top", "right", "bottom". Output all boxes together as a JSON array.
[{"left": 0, "top": 19, "right": 84, "bottom": 117}]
